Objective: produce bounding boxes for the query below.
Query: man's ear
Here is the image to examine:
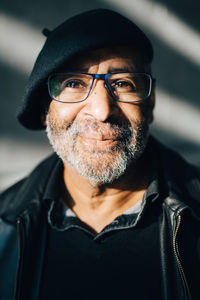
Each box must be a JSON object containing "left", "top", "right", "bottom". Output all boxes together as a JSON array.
[
  {"left": 148, "top": 80, "right": 155, "bottom": 124},
  {"left": 41, "top": 96, "right": 51, "bottom": 127},
  {"left": 41, "top": 114, "right": 47, "bottom": 127}
]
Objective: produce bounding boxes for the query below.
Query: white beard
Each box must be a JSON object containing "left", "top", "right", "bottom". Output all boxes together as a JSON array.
[{"left": 46, "top": 115, "right": 149, "bottom": 184}]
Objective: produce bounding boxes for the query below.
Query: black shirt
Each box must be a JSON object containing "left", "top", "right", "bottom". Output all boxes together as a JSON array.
[
  {"left": 39, "top": 211, "right": 162, "bottom": 300},
  {"left": 39, "top": 164, "right": 164, "bottom": 299}
]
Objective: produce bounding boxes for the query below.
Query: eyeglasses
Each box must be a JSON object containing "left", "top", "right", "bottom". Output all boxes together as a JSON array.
[{"left": 48, "top": 72, "right": 154, "bottom": 103}]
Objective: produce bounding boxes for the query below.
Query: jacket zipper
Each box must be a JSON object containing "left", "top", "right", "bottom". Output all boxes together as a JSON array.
[
  {"left": 14, "top": 218, "right": 24, "bottom": 300},
  {"left": 173, "top": 214, "right": 192, "bottom": 300}
]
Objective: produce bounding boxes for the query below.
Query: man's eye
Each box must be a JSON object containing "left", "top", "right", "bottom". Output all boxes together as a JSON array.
[
  {"left": 62, "top": 79, "right": 86, "bottom": 89},
  {"left": 112, "top": 80, "right": 136, "bottom": 91}
]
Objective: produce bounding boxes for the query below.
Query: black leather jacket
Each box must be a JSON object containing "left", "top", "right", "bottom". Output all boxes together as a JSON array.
[{"left": 0, "top": 138, "right": 200, "bottom": 300}]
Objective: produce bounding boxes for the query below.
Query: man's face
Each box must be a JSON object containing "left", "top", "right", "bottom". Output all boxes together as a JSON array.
[{"left": 46, "top": 46, "right": 155, "bottom": 184}]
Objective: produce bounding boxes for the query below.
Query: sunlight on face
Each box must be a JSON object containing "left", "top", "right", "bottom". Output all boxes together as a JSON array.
[{"left": 46, "top": 47, "right": 153, "bottom": 183}]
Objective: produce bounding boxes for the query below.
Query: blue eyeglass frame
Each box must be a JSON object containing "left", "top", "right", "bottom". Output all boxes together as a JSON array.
[{"left": 47, "top": 72, "right": 155, "bottom": 104}]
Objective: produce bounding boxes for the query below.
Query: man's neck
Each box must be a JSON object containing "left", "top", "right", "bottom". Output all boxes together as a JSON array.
[{"left": 62, "top": 158, "right": 151, "bottom": 233}]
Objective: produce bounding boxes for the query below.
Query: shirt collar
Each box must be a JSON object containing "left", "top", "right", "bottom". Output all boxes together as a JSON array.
[{"left": 44, "top": 165, "right": 160, "bottom": 238}]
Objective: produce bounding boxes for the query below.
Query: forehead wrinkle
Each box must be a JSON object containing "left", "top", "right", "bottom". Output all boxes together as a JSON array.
[
  {"left": 66, "top": 46, "right": 146, "bottom": 73},
  {"left": 67, "top": 58, "right": 142, "bottom": 74}
]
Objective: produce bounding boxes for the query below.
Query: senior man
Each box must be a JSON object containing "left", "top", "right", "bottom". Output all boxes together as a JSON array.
[{"left": 0, "top": 9, "right": 200, "bottom": 300}]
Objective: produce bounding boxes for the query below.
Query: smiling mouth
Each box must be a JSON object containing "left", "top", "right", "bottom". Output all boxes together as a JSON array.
[{"left": 79, "top": 135, "right": 120, "bottom": 148}]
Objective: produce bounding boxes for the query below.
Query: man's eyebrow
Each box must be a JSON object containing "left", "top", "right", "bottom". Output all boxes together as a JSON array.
[
  {"left": 108, "top": 67, "right": 134, "bottom": 73},
  {"left": 69, "top": 67, "right": 89, "bottom": 72}
]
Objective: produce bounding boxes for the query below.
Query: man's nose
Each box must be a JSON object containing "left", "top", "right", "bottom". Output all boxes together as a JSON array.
[{"left": 83, "top": 81, "right": 117, "bottom": 122}]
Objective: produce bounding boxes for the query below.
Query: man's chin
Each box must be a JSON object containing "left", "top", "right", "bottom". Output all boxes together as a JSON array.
[{"left": 63, "top": 148, "right": 130, "bottom": 184}]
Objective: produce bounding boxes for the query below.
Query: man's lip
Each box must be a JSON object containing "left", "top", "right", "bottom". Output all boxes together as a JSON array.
[
  {"left": 79, "top": 136, "right": 119, "bottom": 147},
  {"left": 79, "top": 133, "right": 119, "bottom": 141},
  {"left": 83, "top": 137, "right": 118, "bottom": 141}
]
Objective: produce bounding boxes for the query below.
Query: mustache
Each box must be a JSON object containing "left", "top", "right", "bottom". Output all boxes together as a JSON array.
[{"left": 67, "top": 118, "right": 133, "bottom": 140}]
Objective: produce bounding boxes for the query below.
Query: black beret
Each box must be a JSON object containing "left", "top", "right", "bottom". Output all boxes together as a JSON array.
[{"left": 17, "top": 8, "right": 154, "bottom": 130}]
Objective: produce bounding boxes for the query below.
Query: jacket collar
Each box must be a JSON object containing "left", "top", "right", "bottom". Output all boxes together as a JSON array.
[
  {"left": 0, "top": 153, "right": 62, "bottom": 222},
  {"left": 152, "top": 137, "right": 200, "bottom": 218}
]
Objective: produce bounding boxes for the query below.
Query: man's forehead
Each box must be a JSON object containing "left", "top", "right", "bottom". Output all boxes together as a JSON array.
[{"left": 66, "top": 46, "right": 146, "bottom": 72}]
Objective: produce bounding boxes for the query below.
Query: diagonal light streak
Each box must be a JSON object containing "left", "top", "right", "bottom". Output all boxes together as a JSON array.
[
  {"left": 0, "top": 12, "right": 45, "bottom": 74},
  {"left": 102, "top": 0, "right": 200, "bottom": 66},
  {"left": 153, "top": 89, "right": 200, "bottom": 144}
]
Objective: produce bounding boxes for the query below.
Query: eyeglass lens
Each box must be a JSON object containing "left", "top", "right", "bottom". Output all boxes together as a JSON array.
[{"left": 48, "top": 73, "right": 151, "bottom": 103}]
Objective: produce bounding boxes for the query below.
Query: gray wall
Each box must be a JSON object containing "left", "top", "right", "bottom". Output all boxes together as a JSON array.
[{"left": 0, "top": 0, "right": 200, "bottom": 190}]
